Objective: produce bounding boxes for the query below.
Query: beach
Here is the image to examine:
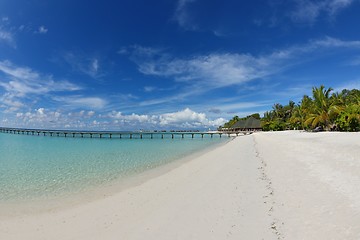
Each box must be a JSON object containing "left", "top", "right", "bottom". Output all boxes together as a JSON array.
[{"left": 1, "top": 131, "right": 360, "bottom": 239}]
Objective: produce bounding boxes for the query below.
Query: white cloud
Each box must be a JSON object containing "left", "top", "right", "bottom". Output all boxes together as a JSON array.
[
  {"left": 158, "top": 108, "right": 226, "bottom": 128},
  {"left": 129, "top": 37, "right": 360, "bottom": 94},
  {"left": 15, "top": 108, "right": 62, "bottom": 126},
  {"left": 143, "top": 86, "right": 157, "bottom": 92},
  {"left": 108, "top": 108, "right": 226, "bottom": 129},
  {"left": 290, "top": 0, "right": 355, "bottom": 24},
  {"left": 0, "top": 60, "right": 40, "bottom": 80},
  {"left": 135, "top": 52, "right": 274, "bottom": 89},
  {"left": 0, "top": 18, "right": 16, "bottom": 47},
  {"left": 36, "top": 25, "right": 48, "bottom": 34},
  {"left": 36, "top": 108, "right": 45, "bottom": 115},
  {"left": 5, "top": 107, "right": 227, "bottom": 130},
  {"left": 0, "top": 60, "right": 81, "bottom": 111},
  {"left": 88, "top": 110, "right": 95, "bottom": 117},
  {"left": 311, "top": 36, "right": 360, "bottom": 48},
  {"left": 173, "top": 0, "right": 197, "bottom": 30},
  {"left": 142, "top": 85, "right": 175, "bottom": 94},
  {"left": 0, "top": 28, "right": 15, "bottom": 47},
  {"left": 117, "top": 47, "right": 128, "bottom": 55},
  {"left": 325, "top": 0, "right": 354, "bottom": 14},
  {"left": 0, "top": 61, "right": 80, "bottom": 93},
  {"left": 63, "top": 52, "right": 102, "bottom": 79},
  {"left": 109, "top": 111, "right": 152, "bottom": 123},
  {"left": 0, "top": 93, "right": 24, "bottom": 110},
  {"left": 159, "top": 108, "right": 206, "bottom": 125},
  {"left": 54, "top": 96, "right": 107, "bottom": 109},
  {"left": 91, "top": 59, "right": 99, "bottom": 73}
]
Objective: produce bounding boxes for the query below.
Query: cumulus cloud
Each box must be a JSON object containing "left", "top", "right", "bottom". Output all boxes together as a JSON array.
[
  {"left": 11, "top": 108, "right": 101, "bottom": 129},
  {"left": 159, "top": 108, "right": 226, "bottom": 128},
  {"left": 6, "top": 107, "right": 226, "bottom": 130},
  {"left": 159, "top": 108, "right": 206, "bottom": 125},
  {"left": 15, "top": 108, "right": 62, "bottom": 127},
  {"left": 109, "top": 111, "right": 153, "bottom": 123},
  {"left": 108, "top": 108, "right": 226, "bottom": 129}
]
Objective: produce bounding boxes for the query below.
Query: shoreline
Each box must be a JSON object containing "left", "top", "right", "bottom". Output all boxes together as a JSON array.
[
  {"left": 0, "top": 136, "right": 233, "bottom": 217},
  {"left": 1, "top": 131, "right": 360, "bottom": 239}
]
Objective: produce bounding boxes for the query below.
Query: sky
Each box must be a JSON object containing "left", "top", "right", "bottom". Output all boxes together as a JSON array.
[{"left": 1, "top": 0, "right": 360, "bottom": 130}]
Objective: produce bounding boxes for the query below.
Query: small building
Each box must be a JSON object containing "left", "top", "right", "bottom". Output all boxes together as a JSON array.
[{"left": 228, "top": 116, "right": 262, "bottom": 131}]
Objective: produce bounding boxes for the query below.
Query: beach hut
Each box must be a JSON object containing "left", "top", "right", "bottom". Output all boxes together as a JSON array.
[{"left": 228, "top": 116, "right": 262, "bottom": 132}]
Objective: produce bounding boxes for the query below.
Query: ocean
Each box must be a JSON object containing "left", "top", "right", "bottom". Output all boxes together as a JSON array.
[{"left": 0, "top": 132, "right": 227, "bottom": 202}]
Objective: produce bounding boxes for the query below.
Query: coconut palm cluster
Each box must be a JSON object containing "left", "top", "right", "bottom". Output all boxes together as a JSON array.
[{"left": 261, "top": 86, "right": 360, "bottom": 132}]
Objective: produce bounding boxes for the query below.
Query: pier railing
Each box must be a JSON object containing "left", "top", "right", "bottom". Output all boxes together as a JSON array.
[{"left": 0, "top": 127, "right": 254, "bottom": 139}]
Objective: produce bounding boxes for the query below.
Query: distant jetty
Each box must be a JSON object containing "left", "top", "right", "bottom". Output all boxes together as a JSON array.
[{"left": 0, "top": 127, "right": 254, "bottom": 139}]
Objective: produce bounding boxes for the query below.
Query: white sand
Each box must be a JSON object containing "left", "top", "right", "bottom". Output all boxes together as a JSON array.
[
  {"left": 255, "top": 131, "right": 360, "bottom": 239},
  {"left": 1, "top": 131, "right": 360, "bottom": 239}
]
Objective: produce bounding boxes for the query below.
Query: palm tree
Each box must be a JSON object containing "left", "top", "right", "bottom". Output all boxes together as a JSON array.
[
  {"left": 305, "top": 85, "right": 341, "bottom": 130},
  {"left": 272, "top": 103, "right": 285, "bottom": 119},
  {"left": 336, "top": 104, "right": 360, "bottom": 131},
  {"left": 223, "top": 115, "right": 240, "bottom": 128},
  {"left": 290, "top": 96, "right": 311, "bottom": 129},
  {"left": 333, "top": 89, "right": 360, "bottom": 131}
]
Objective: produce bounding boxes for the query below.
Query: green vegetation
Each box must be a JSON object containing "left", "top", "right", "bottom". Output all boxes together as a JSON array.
[
  {"left": 263, "top": 86, "right": 360, "bottom": 131},
  {"left": 222, "top": 86, "right": 360, "bottom": 132}
]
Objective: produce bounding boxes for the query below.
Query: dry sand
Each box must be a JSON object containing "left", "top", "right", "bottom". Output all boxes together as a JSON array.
[{"left": 0, "top": 131, "right": 359, "bottom": 239}]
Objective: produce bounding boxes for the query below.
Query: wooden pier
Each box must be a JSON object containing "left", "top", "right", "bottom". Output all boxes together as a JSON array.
[{"left": 0, "top": 127, "right": 253, "bottom": 139}]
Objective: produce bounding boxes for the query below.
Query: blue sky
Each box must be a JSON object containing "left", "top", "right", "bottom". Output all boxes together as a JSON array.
[{"left": 1, "top": 0, "right": 360, "bottom": 130}]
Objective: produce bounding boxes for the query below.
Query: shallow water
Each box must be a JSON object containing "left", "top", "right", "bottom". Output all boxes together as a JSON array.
[{"left": 0, "top": 132, "right": 227, "bottom": 202}]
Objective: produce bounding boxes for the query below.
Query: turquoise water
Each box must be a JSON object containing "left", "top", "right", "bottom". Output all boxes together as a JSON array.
[{"left": 0, "top": 133, "right": 227, "bottom": 202}]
